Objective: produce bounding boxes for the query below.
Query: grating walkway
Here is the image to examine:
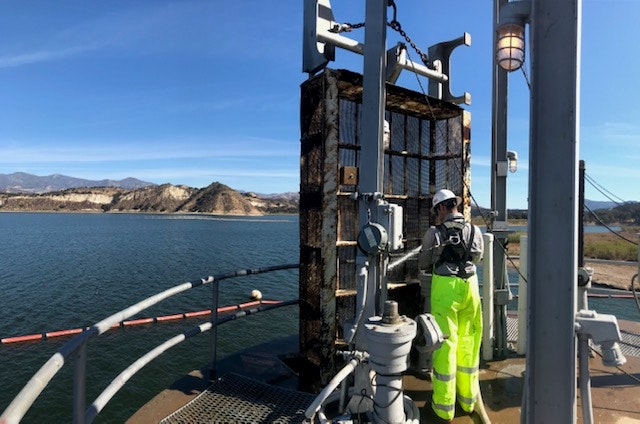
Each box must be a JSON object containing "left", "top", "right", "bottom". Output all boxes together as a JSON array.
[
  {"left": 506, "top": 316, "right": 640, "bottom": 357},
  {"left": 160, "top": 372, "right": 316, "bottom": 424}
]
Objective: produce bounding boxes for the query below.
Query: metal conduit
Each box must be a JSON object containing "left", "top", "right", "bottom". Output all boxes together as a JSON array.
[{"left": 0, "top": 263, "right": 300, "bottom": 424}]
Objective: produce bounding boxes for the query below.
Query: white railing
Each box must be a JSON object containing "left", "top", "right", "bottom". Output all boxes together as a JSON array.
[{"left": 0, "top": 264, "right": 299, "bottom": 424}]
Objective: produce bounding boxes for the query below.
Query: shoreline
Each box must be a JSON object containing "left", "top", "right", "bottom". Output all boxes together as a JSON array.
[{"left": 507, "top": 257, "right": 638, "bottom": 291}]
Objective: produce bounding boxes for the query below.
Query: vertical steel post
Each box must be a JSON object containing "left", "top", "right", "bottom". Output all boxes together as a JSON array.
[
  {"left": 578, "top": 160, "right": 585, "bottom": 268},
  {"left": 210, "top": 279, "right": 219, "bottom": 379},
  {"left": 517, "top": 235, "right": 528, "bottom": 355},
  {"left": 73, "top": 343, "right": 87, "bottom": 424},
  {"left": 524, "top": 0, "right": 581, "bottom": 422},
  {"left": 491, "top": 0, "right": 510, "bottom": 358},
  {"left": 358, "top": 0, "right": 387, "bottom": 325},
  {"left": 481, "top": 233, "right": 495, "bottom": 361}
]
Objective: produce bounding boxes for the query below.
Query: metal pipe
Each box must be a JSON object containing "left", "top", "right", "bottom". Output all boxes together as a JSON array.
[
  {"left": 356, "top": 0, "right": 387, "bottom": 342},
  {"left": 86, "top": 300, "right": 298, "bottom": 423},
  {"left": 482, "top": 233, "right": 495, "bottom": 361},
  {"left": 578, "top": 335, "right": 593, "bottom": 424},
  {"left": 73, "top": 342, "right": 87, "bottom": 424},
  {"left": 347, "top": 260, "right": 369, "bottom": 345},
  {"left": 305, "top": 356, "right": 363, "bottom": 420},
  {"left": 211, "top": 280, "right": 220, "bottom": 379},
  {"left": 517, "top": 235, "right": 528, "bottom": 355},
  {"left": 395, "top": 54, "right": 449, "bottom": 83},
  {"left": 317, "top": 27, "right": 448, "bottom": 84},
  {"left": 491, "top": 0, "right": 510, "bottom": 360},
  {"left": 579, "top": 160, "right": 585, "bottom": 267},
  {"left": 1, "top": 264, "right": 299, "bottom": 424},
  {"left": 318, "top": 31, "right": 364, "bottom": 55}
]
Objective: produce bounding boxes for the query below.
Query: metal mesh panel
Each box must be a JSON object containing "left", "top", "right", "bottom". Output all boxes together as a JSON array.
[
  {"left": 299, "top": 69, "right": 468, "bottom": 386},
  {"left": 160, "top": 373, "right": 316, "bottom": 424}
]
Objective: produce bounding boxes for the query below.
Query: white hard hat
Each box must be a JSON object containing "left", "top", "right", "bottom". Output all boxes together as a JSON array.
[{"left": 432, "top": 189, "right": 461, "bottom": 210}]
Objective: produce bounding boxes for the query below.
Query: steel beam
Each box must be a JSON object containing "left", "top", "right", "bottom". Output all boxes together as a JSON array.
[
  {"left": 491, "top": 0, "right": 510, "bottom": 359},
  {"left": 357, "top": 0, "right": 387, "bottom": 327},
  {"left": 524, "top": 0, "right": 581, "bottom": 422}
]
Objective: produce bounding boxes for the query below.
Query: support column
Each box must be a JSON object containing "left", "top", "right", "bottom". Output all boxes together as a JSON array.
[
  {"left": 524, "top": 0, "right": 581, "bottom": 422},
  {"left": 357, "top": 0, "right": 387, "bottom": 329},
  {"left": 490, "top": 0, "right": 510, "bottom": 358}
]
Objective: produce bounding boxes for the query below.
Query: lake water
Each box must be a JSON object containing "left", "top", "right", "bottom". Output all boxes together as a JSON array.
[
  {"left": 0, "top": 213, "right": 300, "bottom": 423},
  {"left": 1, "top": 213, "right": 637, "bottom": 423}
]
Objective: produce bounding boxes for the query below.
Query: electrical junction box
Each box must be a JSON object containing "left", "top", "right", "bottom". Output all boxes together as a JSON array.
[{"left": 378, "top": 203, "right": 404, "bottom": 252}]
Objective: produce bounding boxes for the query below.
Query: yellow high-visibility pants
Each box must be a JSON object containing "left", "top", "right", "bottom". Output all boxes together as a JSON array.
[{"left": 430, "top": 273, "right": 482, "bottom": 421}]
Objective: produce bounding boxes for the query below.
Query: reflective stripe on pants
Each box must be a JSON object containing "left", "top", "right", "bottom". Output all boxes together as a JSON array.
[{"left": 431, "top": 272, "right": 482, "bottom": 420}]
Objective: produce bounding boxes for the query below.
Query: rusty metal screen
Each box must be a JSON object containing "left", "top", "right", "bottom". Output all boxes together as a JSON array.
[{"left": 299, "top": 69, "right": 470, "bottom": 385}]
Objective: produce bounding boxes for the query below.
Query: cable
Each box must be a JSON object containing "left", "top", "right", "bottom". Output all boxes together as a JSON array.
[
  {"left": 520, "top": 58, "right": 531, "bottom": 89},
  {"left": 584, "top": 204, "right": 638, "bottom": 246},
  {"left": 584, "top": 173, "right": 627, "bottom": 206}
]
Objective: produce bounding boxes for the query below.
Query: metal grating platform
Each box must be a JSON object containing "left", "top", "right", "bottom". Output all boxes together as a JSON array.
[
  {"left": 160, "top": 372, "right": 316, "bottom": 424},
  {"left": 506, "top": 316, "right": 640, "bottom": 357}
]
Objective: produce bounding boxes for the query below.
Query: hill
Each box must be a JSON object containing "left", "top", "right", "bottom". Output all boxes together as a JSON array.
[
  {"left": 0, "top": 172, "right": 154, "bottom": 194},
  {"left": 0, "top": 183, "right": 298, "bottom": 215}
]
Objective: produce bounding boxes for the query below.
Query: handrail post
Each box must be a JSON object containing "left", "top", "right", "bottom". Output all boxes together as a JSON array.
[
  {"left": 73, "top": 342, "right": 87, "bottom": 424},
  {"left": 517, "top": 235, "right": 528, "bottom": 355},
  {"left": 210, "top": 279, "right": 219, "bottom": 380},
  {"left": 482, "top": 233, "right": 495, "bottom": 361}
]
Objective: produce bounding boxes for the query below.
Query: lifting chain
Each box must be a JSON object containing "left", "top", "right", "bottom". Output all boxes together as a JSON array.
[{"left": 330, "top": 0, "right": 431, "bottom": 67}]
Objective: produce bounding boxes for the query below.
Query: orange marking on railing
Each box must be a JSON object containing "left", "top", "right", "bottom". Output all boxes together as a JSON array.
[
  {"left": 1, "top": 300, "right": 286, "bottom": 343},
  {"left": 217, "top": 305, "right": 239, "bottom": 313},
  {"left": 1, "top": 334, "right": 43, "bottom": 344},
  {"left": 122, "top": 318, "right": 155, "bottom": 326},
  {"left": 156, "top": 313, "right": 185, "bottom": 322},
  {"left": 45, "top": 328, "right": 84, "bottom": 338},
  {"left": 184, "top": 309, "right": 212, "bottom": 318}
]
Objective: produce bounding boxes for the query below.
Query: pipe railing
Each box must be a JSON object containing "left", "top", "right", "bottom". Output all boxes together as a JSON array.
[
  {"left": 0, "top": 263, "right": 300, "bottom": 424},
  {"left": 85, "top": 299, "right": 298, "bottom": 422}
]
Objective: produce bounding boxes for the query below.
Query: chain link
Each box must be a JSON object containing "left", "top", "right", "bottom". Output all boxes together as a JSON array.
[{"left": 331, "top": 1, "right": 431, "bottom": 67}]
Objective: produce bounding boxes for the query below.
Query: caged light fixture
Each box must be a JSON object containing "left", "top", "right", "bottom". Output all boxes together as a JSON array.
[
  {"left": 495, "top": 1, "right": 531, "bottom": 72},
  {"left": 497, "top": 24, "right": 526, "bottom": 71},
  {"left": 507, "top": 150, "right": 518, "bottom": 173}
]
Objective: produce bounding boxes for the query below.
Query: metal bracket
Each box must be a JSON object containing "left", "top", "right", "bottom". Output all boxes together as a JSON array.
[
  {"left": 494, "top": 289, "right": 512, "bottom": 306},
  {"left": 577, "top": 267, "right": 593, "bottom": 287},
  {"left": 385, "top": 42, "right": 448, "bottom": 85},
  {"left": 303, "top": 0, "right": 336, "bottom": 75},
  {"left": 575, "top": 309, "right": 626, "bottom": 366},
  {"left": 428, "top": 33, "right": 472, "bottom": 105}
]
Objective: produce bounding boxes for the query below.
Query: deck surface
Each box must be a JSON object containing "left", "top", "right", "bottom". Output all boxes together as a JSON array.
[{"left": 128, "top": 318, "right": 640, "bottom": 423}]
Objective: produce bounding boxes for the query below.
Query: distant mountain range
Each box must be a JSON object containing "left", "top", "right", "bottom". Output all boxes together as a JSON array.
[
  {"left": 0, "top": 172, "right": 299, "bottom": 215},
  {"left": 0, "top": 172, "right": 153, "bottom": 194},
  {"left": 0, "top": 172, "right": 633, "bottom": 218},
  {"left": 0, "top": 182, "right": 298, "bottom": 215}
]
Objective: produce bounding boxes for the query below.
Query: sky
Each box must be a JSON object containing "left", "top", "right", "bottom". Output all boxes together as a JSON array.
[{"left": 0, "top": 0, "right": 637, "bottom": 209}]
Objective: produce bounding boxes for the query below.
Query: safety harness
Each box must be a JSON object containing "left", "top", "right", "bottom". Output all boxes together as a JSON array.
[{"left": 435, "top": 220, "right": 476, "bottom": 278}]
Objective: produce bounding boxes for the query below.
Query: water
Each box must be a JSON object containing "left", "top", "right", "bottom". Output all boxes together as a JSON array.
[
  {"left": 0, "top": 213, "right": 300, "bottom": 423},
  {"left": 484, "top": 266, "right": 640, "bottom": 321},
  {"left": 1, "top": 214, "right": 637, "bottom": 423}
]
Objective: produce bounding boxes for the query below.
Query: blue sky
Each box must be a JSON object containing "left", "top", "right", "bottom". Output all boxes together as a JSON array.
[{"left": 0, "top": 0, "right": 637, "bottom": 209}]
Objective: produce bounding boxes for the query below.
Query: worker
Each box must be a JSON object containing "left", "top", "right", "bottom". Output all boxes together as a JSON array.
[{"left": 419, "top": 189, "right": 484, "bottom": 421}]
